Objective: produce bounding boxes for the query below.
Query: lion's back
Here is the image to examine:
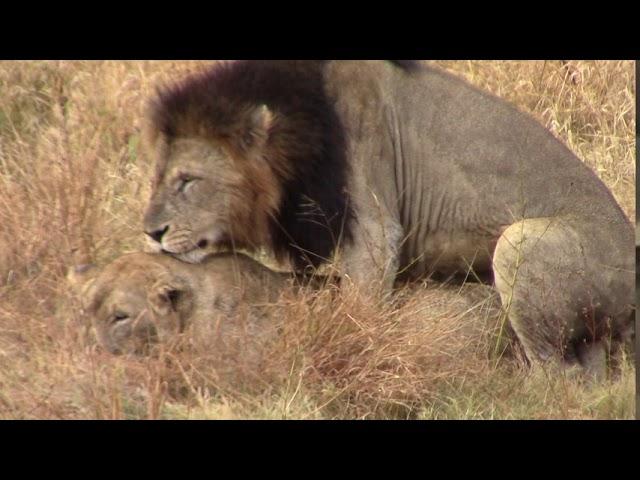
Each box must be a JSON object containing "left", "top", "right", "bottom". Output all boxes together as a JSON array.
[{"left": 325, "top": 61, "right": 632, "bottom": 276}]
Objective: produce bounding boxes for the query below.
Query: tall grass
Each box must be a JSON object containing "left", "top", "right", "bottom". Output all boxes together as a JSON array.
[{"left": 0, "top": 60, "right": 635, "bottom": 419}]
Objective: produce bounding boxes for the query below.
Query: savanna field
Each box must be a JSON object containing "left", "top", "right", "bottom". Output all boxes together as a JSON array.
[{"left": 0, "top": 60, "right": 635, "bottom": 419}]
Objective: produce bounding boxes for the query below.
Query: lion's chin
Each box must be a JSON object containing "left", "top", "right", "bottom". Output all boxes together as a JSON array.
[
  {"left": 144, "top": 237, "right": 205, "bottom": 263},
  {"left": 172, "top": 238, "right": 231, "bottom": 264},
  {"left": 173, "top": 248, "right": 218, "bottom": 264}
]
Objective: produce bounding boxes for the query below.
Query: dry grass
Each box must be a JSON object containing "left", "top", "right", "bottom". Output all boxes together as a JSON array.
[{"left": 0, "top": 60, "right": 635, "bottom": 419}]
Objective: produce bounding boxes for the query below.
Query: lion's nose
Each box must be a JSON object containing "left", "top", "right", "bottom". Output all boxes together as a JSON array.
[{"left": 145, "top": 225, "right": 169, "bottom": 243}]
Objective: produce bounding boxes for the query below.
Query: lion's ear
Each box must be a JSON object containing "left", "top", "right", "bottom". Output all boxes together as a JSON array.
[{"left": 232, "top": 104, "right": 273, "bottom": 153}]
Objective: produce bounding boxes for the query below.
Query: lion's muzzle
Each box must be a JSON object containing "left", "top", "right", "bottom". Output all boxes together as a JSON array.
[{"left": 145, "top": 225, "right": 169, "bottom": 244}]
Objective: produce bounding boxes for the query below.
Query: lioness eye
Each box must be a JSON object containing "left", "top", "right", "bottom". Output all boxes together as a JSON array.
[{"left": 112, "top": 312, "right": 129, "bottom": 323}]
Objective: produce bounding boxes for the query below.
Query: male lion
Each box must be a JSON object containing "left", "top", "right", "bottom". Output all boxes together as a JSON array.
[
  {"left": 142, "top": 60, "right": 634, "bottom": 374},
  {"left": 69, "top": 252, "right": 293, "bottom": 356}
]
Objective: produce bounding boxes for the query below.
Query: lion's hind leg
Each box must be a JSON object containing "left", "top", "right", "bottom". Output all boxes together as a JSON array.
[{"left": 492, "top": 217, "right": 620, "bottom": 377}]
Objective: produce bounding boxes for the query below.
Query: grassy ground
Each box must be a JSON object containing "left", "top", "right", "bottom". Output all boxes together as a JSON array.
[{"left": 0, "top": 60, "right": 635, "bottom": 419}]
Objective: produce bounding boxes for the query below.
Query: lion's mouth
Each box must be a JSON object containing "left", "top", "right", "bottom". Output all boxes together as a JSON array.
[
  {"left": 153, "top": 229, "right": 234, "bottom": 258},
  {"left": 178, "top": 235, "right": 233, "bottom": 254},
  {"left": 160, "top": 240, "right": 208, "bottom": 254},
  {"left": 195, "top": 230, "right": 235, "bottom": 251}
]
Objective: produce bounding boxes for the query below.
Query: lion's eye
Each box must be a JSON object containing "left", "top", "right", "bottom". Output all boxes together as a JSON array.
[{"left": 176, "top": 175, "right": 195, "bottom": 193}]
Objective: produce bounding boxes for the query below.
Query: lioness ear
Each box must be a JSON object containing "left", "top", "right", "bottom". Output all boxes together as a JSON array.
[
  {"left": 67, "top": 264, "right": 101, "bottom": 312},
  {"left": 233, "top": 104, "right": 273, "bottom": 153},
  {"left": 67, "top": 264, "right": 98, "bottom": 295},
  {"left": 148, "top": 276, "right": 194, "bottom": 320}
]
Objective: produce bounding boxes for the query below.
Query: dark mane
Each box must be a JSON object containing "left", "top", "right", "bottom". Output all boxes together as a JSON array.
[{"left": 149, "top": 60, "right": 353, "bottom": 269}]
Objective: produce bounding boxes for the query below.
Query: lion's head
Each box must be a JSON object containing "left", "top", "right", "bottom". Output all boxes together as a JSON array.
[
  {"left": 142, "top": 60, "right": 352, "bottom": 268},
  {"left": 142, "top": 107, "right": 281, "bottom": 264}
]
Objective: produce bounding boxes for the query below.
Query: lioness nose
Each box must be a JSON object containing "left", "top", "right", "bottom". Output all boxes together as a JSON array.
[{"left": 145, "top": 225, "right": 169, "bottom": 243}]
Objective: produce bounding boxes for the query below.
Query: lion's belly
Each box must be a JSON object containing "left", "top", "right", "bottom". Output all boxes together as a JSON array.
[{"left": 400, "top": 230, "right": 499, "bottom": 280}]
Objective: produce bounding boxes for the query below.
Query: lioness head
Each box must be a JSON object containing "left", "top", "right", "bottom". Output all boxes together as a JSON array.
[
  {"left": 68, "top": 252, "right": 290, "bottom": 356},
  {"left": 68, "top": 254, "right": 195, "bottom": 354}
]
